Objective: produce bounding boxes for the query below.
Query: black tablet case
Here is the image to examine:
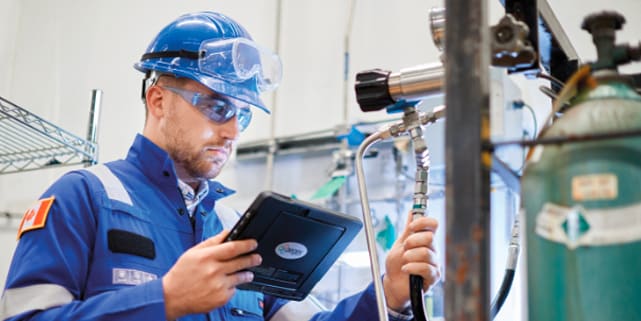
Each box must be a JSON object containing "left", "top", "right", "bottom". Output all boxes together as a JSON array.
[{"left": 225, "top": 191, "right": 363, "bottom": 301}]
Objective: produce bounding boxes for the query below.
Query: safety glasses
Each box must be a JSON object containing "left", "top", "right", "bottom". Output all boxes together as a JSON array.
[
  {"left": 161, "top": 86, "right": 252, "bottom": 131},
  {"left": 199, "top": 38, "right": 282, "bottom": 92}
]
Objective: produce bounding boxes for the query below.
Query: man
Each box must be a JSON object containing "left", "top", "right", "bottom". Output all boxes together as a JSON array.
[{"left": 0, "top": 11, "right": 440, "bottom": 321}]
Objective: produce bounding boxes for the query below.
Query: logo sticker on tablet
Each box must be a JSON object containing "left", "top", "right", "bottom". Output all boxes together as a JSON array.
[{"left": 275, "top": 242, "right": 307, "bottom": 259}]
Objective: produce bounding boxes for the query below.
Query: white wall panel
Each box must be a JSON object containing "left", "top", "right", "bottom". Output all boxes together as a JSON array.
[
  {"left": 274, "top": 0, "right": 348, "bottom": 136},
  {"left": 0, "top": 0, "right": 20, "bottom": 95}
]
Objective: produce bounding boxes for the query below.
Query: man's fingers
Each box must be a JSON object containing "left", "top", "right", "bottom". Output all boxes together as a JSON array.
[
  {"left": 408, "top": 216, "right": 438, "bottom": 233},
  {"left": 398, "top": 214, "right": 439, "bottom": 244},
  {"left": 228, "top": 270, "right": 255, "bottom": 287},
  {"left": 401, "top": 262, "right": 441, "bottom": 283},
  {"left": 198, "top": 232, "right": 258, "bottom": 261},
  {"left": 404, "top": 230, "right": 436, "bottom": 252},
  {"left": 197, "top": 230, "right": 230, "bottom": 247},
  {"left": 402, "top": 247, "right": 439, "bottom": 266},
  {"left": 222, "top": 253, "right": 262, "bottom": 275}
]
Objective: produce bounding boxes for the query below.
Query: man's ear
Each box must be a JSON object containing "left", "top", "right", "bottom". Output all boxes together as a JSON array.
[{"left": 145, "top": 86, "right": 166, "bottom": 118}]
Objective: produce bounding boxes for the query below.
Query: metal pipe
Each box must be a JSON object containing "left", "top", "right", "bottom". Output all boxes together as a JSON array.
[
  {"left": 429, "top": 7, "right": 446, "bottom": 52},
  {"left": 355, "top": 129, "right": 392, "bottom": 321},
  {"left": 353, "top": 106, "right": 445, "bottom": 321},
  {"left": 343, "top": 0, "right": 358, "bottom": 126},
  {"left": 86, "top": 89, "right": 102, "bottom": 165},
  {"left": 264, "top": 0, "right": 283, "bottom": 190},
  {"left": 387, "top": 63, "right": 444, "bottom": 103},
  {"left": 263, "top": 139, "right": 277, "bottom": 190},
  {"left": 488, "top": 127, "right": 641, "bottom": 149}
]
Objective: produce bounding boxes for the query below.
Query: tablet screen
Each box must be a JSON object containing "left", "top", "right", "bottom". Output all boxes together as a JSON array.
[{"left": 225, "top": 191, "right": 363, "bottom": 300}]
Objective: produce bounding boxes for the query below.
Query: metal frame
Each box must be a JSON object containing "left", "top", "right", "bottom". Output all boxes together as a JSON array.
[
  {"left": 0, "top": 90, "right": 101, "bottom": 175},
  {"left": 236, "top": 119, "right": 407, "bottom": 160},
  {"left": 236, "top": 128, "right": 344, "bottom": 160},
  {"left": 537, "top": 0, "right": 581, "bottom": 89},
  {"left": 502, "top": 0, "right": 580, "bottom": 88}
]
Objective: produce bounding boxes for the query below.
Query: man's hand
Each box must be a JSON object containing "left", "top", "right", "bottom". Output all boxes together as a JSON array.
[
  {"left": 162, "top": 230, "right": 262, "bottom": 320},
  {"left": 383, "top": 212, "right": 440, "bottom": 312}
]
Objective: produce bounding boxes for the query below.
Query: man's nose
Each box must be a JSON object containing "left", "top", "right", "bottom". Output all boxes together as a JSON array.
[{"left": 216, "top": 115, "right": 240, "bottom": 141}]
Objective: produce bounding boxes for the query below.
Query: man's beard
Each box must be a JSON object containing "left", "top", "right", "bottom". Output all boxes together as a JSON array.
[
  {"left": 172, "top": 144, "right": 227, "bottom": 181},
  {"left": 164, "top": 124, "right": 229, "bottom": 181}
]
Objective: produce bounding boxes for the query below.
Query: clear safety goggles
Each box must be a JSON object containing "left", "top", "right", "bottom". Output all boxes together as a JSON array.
[
  {"left": 161, "top": 86, "right": 252, "bottom": 131},
  {"left": 199, "top": 38, "right": 282, "bottom": 92}
]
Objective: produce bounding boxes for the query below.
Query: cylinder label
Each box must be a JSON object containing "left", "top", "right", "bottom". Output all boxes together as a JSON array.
[
  {"left": 571, "top": 173, "right": 618, "bottom": 201},
  {"left": 536, "top": 202, "right": 641, "bottom": 249}
]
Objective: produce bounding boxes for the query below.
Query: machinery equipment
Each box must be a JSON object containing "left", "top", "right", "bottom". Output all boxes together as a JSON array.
[
  {"left": 521, "top": 11, "right": 641, "bottom": 321},
  {"left": 352, "top": 5, "right": 641, "bottom": 321}
]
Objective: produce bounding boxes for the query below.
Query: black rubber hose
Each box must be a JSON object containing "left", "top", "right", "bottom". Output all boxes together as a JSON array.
[
  {"left": 410, "top": 274, "right": 428, "bottom": 321},
  {"left": 409, "top": 266, "right": 516, "bottom": 320},
  {"left": 490, "top": 268, "right": 516, "bottom": 319}
]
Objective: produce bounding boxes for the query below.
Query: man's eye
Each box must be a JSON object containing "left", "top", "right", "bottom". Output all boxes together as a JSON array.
[{"left": 198, "top": 99, "right": 226, "bottom": 110}]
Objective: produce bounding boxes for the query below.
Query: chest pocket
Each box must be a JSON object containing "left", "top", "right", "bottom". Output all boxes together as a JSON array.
[
  {"left": 227, "top": 289, "right": 264, "bottom": 320},
  {"left": 82, "top": 165, "right": 166, "bottom": 296}
]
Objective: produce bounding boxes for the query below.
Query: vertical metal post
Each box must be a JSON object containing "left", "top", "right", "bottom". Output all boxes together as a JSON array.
[
  {"left": 264, "top": 0, "right": 283, "bottom": 191},
  {"left": 86, "top": 89, "right": 102, "bottom": 165},
  {"left": 444, "top": 0, "right": 491, "bottom": 320}
]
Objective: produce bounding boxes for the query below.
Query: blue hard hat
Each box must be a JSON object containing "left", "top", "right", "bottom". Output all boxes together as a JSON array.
[{"left": 134, "top": 11, "right": 282, "bottom": 113}]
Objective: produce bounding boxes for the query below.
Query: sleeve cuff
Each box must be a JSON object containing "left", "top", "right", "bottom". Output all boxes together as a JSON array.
[{"left": 387, "top": 304, "right": 413, "bottom": 321}]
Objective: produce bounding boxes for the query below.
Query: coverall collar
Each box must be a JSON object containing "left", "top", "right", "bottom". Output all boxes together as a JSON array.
[{"left": 126, "top": 134, "right": 235, "bottom": 212}]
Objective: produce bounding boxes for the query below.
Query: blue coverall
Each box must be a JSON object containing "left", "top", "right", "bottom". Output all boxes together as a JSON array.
[{"left": 0, "top": 134, "right": 411, "bottom": 321}]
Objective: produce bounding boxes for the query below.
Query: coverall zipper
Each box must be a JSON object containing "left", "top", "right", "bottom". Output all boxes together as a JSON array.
[{"left": 231, "top": 308, "right": 262, "bottom": 318}]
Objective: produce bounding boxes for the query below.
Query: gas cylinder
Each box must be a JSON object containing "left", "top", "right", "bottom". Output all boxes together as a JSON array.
[{"left": 521, "top": 11, "right": 641, "bottom": 321}]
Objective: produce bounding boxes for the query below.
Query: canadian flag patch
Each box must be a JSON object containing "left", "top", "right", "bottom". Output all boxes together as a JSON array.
[{"left": 17, "top": 196, "right": 55, "bottom": 239}]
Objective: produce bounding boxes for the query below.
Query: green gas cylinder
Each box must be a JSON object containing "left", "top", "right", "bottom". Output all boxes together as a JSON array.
[{"left": 521, "top": 12, "right": 641, "bottom": 321}]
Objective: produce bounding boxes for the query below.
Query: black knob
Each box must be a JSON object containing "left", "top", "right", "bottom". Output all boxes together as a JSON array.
[
  {"left": 354, "top": 69, "right": 395, "bottom": 112},
  {"left": 581, "top": 11, "right": 625, "bottom": 34}
]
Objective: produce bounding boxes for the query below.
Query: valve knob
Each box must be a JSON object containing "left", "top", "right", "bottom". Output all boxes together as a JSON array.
[{"left": 354, "top": 69, "right": 395, "bottom": 112}]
